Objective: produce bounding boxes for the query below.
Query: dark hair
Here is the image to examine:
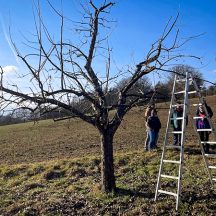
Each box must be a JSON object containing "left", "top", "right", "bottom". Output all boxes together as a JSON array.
[
  {"left": 148, "top": 103, "right": 155, "bottom": 108},
  {"left": 151, "top": 109, "right": 157, "bottom": 114}
]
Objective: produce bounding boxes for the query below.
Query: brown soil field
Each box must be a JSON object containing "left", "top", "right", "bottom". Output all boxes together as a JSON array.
[
  {"left": 0, "top": 95, "right": 215, "bottom": 215},
  {"left": 0, "top": 95, "right": 216, "bottom": 165}
]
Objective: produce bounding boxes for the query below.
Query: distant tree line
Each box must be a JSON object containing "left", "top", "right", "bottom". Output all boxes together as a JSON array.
[{"left": 0, "top": 64, "right": 215, "bottom": 126}]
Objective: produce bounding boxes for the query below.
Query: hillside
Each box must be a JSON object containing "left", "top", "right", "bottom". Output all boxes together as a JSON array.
[
  {"left": 0, "top": 95, "right": 216, "bottom": 215},
  {"left": 1, "top": 95, "right": 215, "bottom": 165}
]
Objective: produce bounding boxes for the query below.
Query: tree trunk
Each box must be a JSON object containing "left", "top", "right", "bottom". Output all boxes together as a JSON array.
[{"left": 100, "top": 129, "right": 116, "bottom": 192}]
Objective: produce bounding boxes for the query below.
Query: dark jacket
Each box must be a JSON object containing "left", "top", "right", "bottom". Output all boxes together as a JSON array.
[
  {"left": 196, "top": 114, "right": 210, "bottom": 129},
  {"left": 147, "top": 116, "right": 161, "bottom": 132}
]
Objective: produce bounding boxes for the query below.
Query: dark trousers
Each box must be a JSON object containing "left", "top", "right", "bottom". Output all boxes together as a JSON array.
[
  {"left": 173, "top": 127, "right": 182, "bottom": 145},
  {"left": 199, "top": 132, "right": 210, "bottom": 153}
]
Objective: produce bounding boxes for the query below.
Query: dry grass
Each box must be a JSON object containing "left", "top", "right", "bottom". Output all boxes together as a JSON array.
[
  {"left": 0, "top": 151, "right": 215, "bottom": 215},
  {"left": 0, "top": 95, "right": 215, "bottom": 215}
]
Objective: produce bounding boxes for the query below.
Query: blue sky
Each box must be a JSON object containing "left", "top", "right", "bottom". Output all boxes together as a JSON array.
[{"left": 0, "top": 0, "right": 215, "bottom": 86}]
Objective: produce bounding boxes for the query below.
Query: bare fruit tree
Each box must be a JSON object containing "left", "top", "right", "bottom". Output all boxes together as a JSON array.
[{"left": 0, "top": 1, "right": 190, "bottom": 192}]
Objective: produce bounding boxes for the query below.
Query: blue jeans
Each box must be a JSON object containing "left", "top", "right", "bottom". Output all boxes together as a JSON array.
[{"left": 148, "top": 130, "right": 159, "bottom": 150}]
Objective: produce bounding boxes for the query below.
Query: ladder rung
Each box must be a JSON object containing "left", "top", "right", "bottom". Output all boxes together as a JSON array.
[
  {"left": 192, "top": 103, "right": 202, "bottom": 106},
  {"left": 170, "top": 117, "right": 184, "bottom": 120},
  {"left": 201, "top": 141, "right": 216, "bottom": 145},
  {"left": 213, "top": 178, "right": 216, "bottom": 181},
  {"left": 158, "top": 190, "right": 177, "bottom": 197},
  {"left": 205, "top": 154, "right": 216, "bottom": 157},
  {"left": 166, "top": 145, "right": 181, "bottom": 150},
  {"left": 171, "top": 104, "right": 184, "bottom": 107},
  {"left": 163, "top": 160, "right": 181, "bottom": 164},
  {"left": 188, "top": 91, "right": 197, "bottom": 94},
  {"left": 197, "top": 129, "right": 212, "bottom": 132},
  {"left": 208, "top": 166, "right": 216, "bottom": 169},
  {"left": 169, "top": 131, "right": 183, "bottom": 134},
  {"left": 176, "top": 78, "right": 193, "bottom": 82},
  {"left": 193, "top": 116, "right": 207, "bottom": 119},
  {"left": 161, "top": 174, "right": 179, "bottom": 180},
  {"left": 176, "top": 79, "right": 186, "bottom": 82},
  {"left": 174, "top": 91, "right": 185, "bottom": 94}
]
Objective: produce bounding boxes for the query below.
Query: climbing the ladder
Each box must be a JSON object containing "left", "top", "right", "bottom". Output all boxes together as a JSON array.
[{"left": 154, "top": 71, "right": 216, "bottom": 210}]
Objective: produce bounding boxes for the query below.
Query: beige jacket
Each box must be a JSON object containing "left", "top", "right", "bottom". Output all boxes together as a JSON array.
[{"left": 144, "top": 107, "right": 153, "bottom": 128}]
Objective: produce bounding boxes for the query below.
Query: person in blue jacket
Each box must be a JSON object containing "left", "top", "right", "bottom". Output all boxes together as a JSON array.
[
  {"left": 171, "top": 102, "right": 188, "bottom": 146},
  {"left": 147, "top": 109, "right": 161, "bottom": 150}
]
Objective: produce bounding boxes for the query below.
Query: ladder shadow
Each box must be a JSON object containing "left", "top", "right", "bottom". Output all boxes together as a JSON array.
[
  {"left": 115, "top": 187, "right": 155, "bottom": 199},
  {"left": 184, "top": 147, "right": 216, "bottom": 155},
  {"left": 182, "top": 191, "right": 216, "bottom": 205},
  {"left": 184, "top": 147, "right": 202, "bottom": 155}
]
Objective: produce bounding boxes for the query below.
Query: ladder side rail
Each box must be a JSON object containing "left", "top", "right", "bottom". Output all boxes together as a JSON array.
[
  {"left": 155, "top": 74, "right": 178, "bottom": 201},
  {"left": 191, "top": 77, "right": 216, "bottom": 139},
  {"left": 190, "top": 74, "right": 214, "bottom": 184},
  {"left": 191, "top": 112, "right": 214, "bottom": 184},
  {"left": 176, "top": 71, "right": 189, "bottom": 210}
]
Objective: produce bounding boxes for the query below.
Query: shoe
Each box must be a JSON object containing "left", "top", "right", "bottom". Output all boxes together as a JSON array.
[{"left": 149, "top": 146, "right": 158, "bottom": 151}]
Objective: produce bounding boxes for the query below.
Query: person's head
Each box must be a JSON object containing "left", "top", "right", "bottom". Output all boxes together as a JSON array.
[
  {"left": 176, "top": 102, "right": 182, "bottom": 111},
  {"left": 148, "top": 103, "right": 155, "bottom": 110},
  {"left": 199, "top": 105, "right": 205, "bottom": 114},
  {"left": 151, "top": 109, "right": 157, "bottom": 116}
]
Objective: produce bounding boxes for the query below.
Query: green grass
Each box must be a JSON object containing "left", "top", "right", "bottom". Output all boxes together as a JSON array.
[{"left": 0, "top": 151, "right": 215, "bottom": 215}]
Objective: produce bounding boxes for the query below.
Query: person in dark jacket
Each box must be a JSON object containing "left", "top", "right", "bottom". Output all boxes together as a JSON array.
[
  {"left": 171, "top": 102, "right": 188, "bottom": 146},
  {"left": 196, "top": 104, "right": 213, "bottom": 153},
  {"left": 147, "top": 109, "right": 161, "bottom": 150},
  {"left": 196, "top": 99, "right": 213, "bottom": 118}
]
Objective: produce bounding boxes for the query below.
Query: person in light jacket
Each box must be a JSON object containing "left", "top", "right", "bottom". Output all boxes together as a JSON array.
[
  {"left": 171, "top": 102, "right": 188, "bottom": 146},
  {"left": 144, "top": 103, "right": 155, "bottom": 151}
]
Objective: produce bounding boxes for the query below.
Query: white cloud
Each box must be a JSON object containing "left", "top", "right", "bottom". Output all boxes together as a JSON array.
[
  {"left": 2, "top": 65, "right": 19, "bottom": 73},
  {"left": 212, "top": 70, "right": 216, "bottom": 74}
]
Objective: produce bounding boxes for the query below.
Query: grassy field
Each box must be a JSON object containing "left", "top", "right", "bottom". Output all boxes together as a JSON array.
[{"left": 0, "top": 95, "right": 216, "bottom": 215}]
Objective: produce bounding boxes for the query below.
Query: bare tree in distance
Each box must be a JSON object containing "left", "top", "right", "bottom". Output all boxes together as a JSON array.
[
  {"left": 0, "top": 1, "right": 199, "bottom": 192},
  {"left": 169, "top": 65, "right": 203, "bottom": 86},
  {"left": 153, "top": 64, "right": 204, "bottom": 101}
]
